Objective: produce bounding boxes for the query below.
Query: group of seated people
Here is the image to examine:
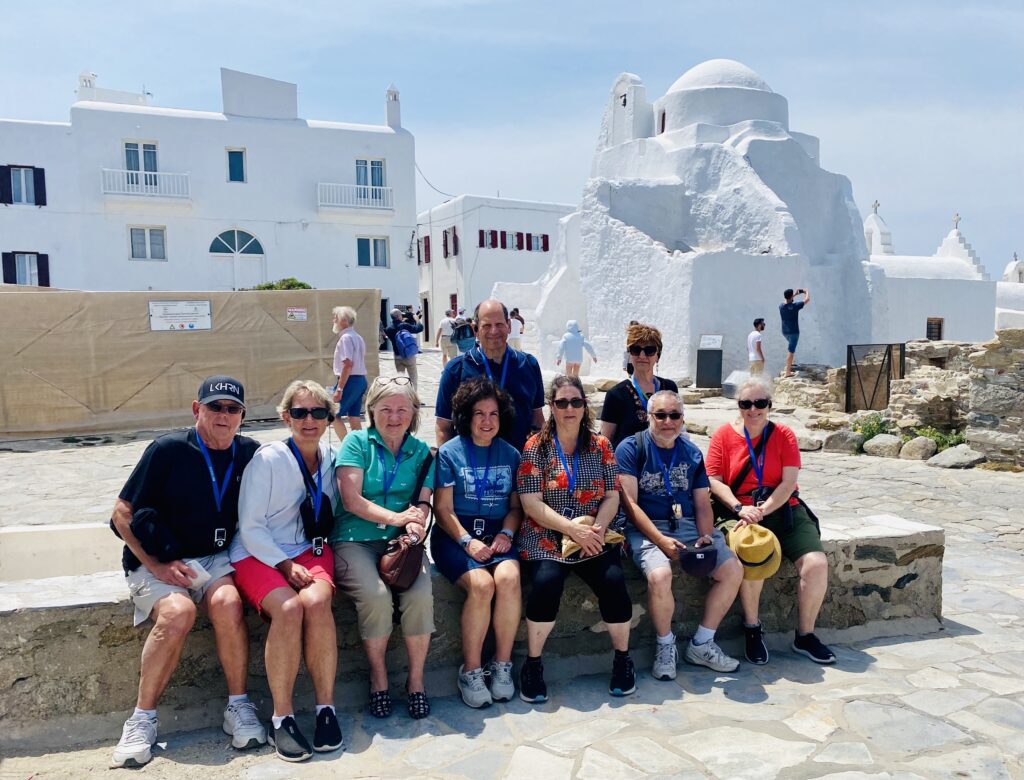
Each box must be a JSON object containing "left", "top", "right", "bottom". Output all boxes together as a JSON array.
[{"left": 108, "top": 303, "right": 834, "bottom": 768}]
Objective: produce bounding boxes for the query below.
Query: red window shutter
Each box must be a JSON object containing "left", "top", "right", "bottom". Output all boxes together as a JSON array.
[
  {"left": 525, "top": 233, "right": 533, "bottom": 251},
  {"left": 542, "top": 234, "right": 550, "bottom": 251},
  {"left": 424, "top": 236, "right": 431, "bottom": 263},
  {"left": 452, "top": 227, "right": 459, "bottom": 256},
  {"left": 478, "top": 229, "right": 485, "bottom": 248},
  {"left": 36, "top": 254, "right": 50, "bottom": 287},
  {"left": 500, "top": 231, "right": 507, "bottom": 249},
  {"left": 516, "top": 232, "right": 524, "bottom": 250},
  {"left": 490, "top": 230, "right": 498, "bottom": 248},
  {"left": 442, "top": 230, "right": 449, "bottom": 258}
]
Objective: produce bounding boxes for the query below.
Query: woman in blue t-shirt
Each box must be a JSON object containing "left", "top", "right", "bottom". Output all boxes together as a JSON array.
[{"left": 431, "top": 378, "right": 522, "bottom": 709}]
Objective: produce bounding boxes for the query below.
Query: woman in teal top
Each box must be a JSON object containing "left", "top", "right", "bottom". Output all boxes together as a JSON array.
[{"left": 332, "top": 376, "right": 435, "bottom": 720}]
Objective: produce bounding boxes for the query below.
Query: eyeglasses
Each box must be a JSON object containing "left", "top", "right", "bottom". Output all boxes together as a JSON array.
[
  {"left": 650, "top": 411, "right": 683, "bottom": 421},
  {"left": 289, "top": 407, "right": 330, "bottom": 420},
  {"left": 738, "top": 398, "right": 772, "bottom": 410},
  {"left": 628, "top": 345, "right": 659, "bottom": 357},
  {"left": 373, "top": 376, "right": 412, "bottom": 386},
  {"left": 205, "top": 401, "right": 244, "bottom": 415},
  {"left": 552, "top": 397, "right": 585, "bottom": 409}
]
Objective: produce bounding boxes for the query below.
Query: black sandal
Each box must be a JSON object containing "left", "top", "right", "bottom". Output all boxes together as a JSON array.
[
  {"left": 406, "top": 687, "right": 430, "bottom": 720},
  {"left": 368, "top": 689, "right": 392, "bottom": 718}
]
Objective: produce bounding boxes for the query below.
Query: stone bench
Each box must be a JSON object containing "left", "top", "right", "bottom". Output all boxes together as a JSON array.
[{"left": 0, "top": 514, "right": 943, "bottom": 750}]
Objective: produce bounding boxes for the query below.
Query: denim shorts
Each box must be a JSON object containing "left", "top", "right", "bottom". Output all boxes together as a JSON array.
[
  {"left": 337, "top": 374, "right": 368, "bottom": 417},
  {"left": 785, "top": 333, "right": 800, "bottom": 353}
]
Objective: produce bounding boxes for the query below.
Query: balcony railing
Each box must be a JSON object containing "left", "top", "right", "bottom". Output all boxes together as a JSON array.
[
  {"left": 318, "top": 183, "right": 394, "bottom": 210},
  {"left": 101, "top": 169, "right": 191, "bottom": 199}
]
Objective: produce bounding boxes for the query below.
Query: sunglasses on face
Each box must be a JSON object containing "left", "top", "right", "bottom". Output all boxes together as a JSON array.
[
  {"left": 628, "top": 345, "right": 659, "bottom": 357},
  {"left": 650, "top": 411, "right": 683, "bottom": 421},
  {"left": 205, "top": 401, "right": 244, "bottom": 415},
  {"left": 552, "top": 397, "right": 585, "bottom": 409},
  {"left": 738, "top": 398, "right": 772, "bottom": 410},
  {"left": 289, "top": 407, "right": 330, "bottom": 420}
]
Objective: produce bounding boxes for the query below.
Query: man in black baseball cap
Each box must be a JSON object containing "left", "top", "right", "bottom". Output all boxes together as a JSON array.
[{"left": 108, "top": 375, "right": 265, "bottom": 767}]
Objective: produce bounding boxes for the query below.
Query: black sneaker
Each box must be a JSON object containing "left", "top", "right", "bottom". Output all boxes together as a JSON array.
[
  {"left": 609, "top": 652, "right": 637, "bottom": 696},
  {"left": 744, "top": 623, "right": 769, "bottom": 665},
  {"left": 268, "top": 715, "right": 313, "bottom": 763},
  {"left": 792, "top": 632, "right": 836, "bottom": 664},
  {"left": 519, "top": 657, "right": 548, "bottom": 704},
  {"left": 313, "top": 708, "right": 343, "bottom": 753}
]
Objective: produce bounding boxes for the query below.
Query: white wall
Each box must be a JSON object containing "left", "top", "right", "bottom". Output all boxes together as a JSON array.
[{"left": 873, "top": 277, "right": 997, "bottom": 343}]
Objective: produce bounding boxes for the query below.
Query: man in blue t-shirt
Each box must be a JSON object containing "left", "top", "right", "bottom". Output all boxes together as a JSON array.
[
  {"left": 779, "top": 287, "right": 811, "bottom": 377},
  {"left": 435, "top": 299, "right": 545, "bottom": 451},
  {"left": 616, "top": 391, "right": 742, "bottom": 681}
]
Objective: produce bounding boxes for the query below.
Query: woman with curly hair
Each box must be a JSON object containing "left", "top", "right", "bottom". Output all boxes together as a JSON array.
[
  {"left": 431, "top": 378, "right": 523, "bottom": 708},
  {"left": 516, "top": 375, "right": 634, "bottom": 704}
]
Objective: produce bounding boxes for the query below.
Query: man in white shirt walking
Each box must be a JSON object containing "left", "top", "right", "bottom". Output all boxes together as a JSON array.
[
  {"left": 509, "top": 308, "right": 525, "bottom": 351},
  {"left": 435, "top": 309, "right": 458, "bottom": 366},
  {"left": 747, "top": 318, "right": 766, "bottom": 375}
]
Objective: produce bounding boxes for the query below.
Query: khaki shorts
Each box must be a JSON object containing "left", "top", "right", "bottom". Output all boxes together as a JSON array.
[
  {"left": 749, "top": 360, "right": 764, "bottom": 375},
  {"left": 439, "top": 336, "right": 458, "bottom": 360},
  {"left": 125, "top": 551, "right": 234, "bottom": 626}
]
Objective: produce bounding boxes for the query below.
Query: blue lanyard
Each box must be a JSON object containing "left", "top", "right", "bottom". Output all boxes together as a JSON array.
[
  {"left": 375, "top": 438, "right": 406, "bottom": 503},
  {"left": 196, "top": 434, "right": 236, "bottom": 513},
  {"left": 631, "top": 376, "right": 660, "bottom": 411},
  {"left": 553, "top": 437, "right": 580, "bottom": 495},
  {"left": 463, "top": 437, "right": 493, "bottom": 509},
  {"left": 650, "top": 436, "right": 680, "bottom": 500},
  {"left": 287, "top": 439, "right": 323, "bottom": 519},
  {"left": 743, "top": 427, "right": 766, "bottom": 487},
  {"left": 478, "top": 346, "right": 510, "bottom": 388}
]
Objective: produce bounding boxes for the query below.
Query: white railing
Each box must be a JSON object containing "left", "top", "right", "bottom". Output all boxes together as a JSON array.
[
  {"left": 101, "top": 169, "right": 191, "bottom": 198},
  {"left": 318, "top": 182, "right": 394, "bottom": 209}
]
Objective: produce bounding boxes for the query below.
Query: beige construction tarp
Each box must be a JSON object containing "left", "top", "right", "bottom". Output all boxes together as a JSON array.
[{"left": 0, "top": 287, "right": 380, "bottom": 437}]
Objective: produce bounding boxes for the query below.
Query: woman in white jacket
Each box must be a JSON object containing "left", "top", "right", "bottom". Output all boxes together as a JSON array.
[
  {"left": 555, "top": 320, "right": 598, "bottom": 378},
  {"left": 231, "top": 380, "right": 342, "bottom": 762}
]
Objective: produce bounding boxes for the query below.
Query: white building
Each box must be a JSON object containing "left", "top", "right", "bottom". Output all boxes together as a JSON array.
[
  {"left": 1, "top": 68, "right": 419, "bottom": 319},
  {"left": 416, "top": 195, "right": 573, "bottom": 332}
]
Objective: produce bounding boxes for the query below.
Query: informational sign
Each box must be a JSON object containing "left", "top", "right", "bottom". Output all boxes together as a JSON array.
[
  {"left": 286, "top": 307, "right": 308, "bottom": 322},
  {"left": 699, "top": 334, "right": 723, "bottom": 350},
  {"left": 148, "top": 300, "right": 212, "bottom": 332}
]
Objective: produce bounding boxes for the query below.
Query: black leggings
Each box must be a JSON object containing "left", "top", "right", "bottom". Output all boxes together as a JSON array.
[{"left": 525, "top": 551, "right": 632, "bottom": 624}]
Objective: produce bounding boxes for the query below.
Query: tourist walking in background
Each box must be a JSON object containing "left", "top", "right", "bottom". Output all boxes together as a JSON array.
[
  {"left": 452, "top": 313, "right": 477, "bottom": 354},
  {"left": 330, "top": 306, "right": 367, "bottom": 443},
  {"left": 747, "top": 318, "right": 766, "bottom": 375},
  {"left": 233, "top": 381, "right": 342, "bottom": 761},
  {"left": 705, "top": 376, "right": 834, "bottom": 666},
  {"left": 385, "top": 307, "right": 424, "bottom": 389},
  {"left": 509, "top": 307, "right": 525, "bottom": 351},
  {"left": 435, "top": 309, "right": 458, "bottom": 366},
  {"left": 431, "top": 378, "right": 523, "bottom": 708},
  {"left": 600, "top": 323, "right": 679, "bottom": 449},
  {"left": 779, "top": 287, "right": 810, "bottom": 377},
  {"left": 332, "top": 377, "right": 436, "bottom": 720},
  {"left": 555, "top": 319, "right": 598, "bottom": 378},
  {"left": 516, "top": 376, "right": 635, "bottom": 703}
]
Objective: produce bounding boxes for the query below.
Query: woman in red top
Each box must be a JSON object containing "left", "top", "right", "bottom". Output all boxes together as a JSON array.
[{"left": 705, "top": 376, "right": 834, "bottom": 666}]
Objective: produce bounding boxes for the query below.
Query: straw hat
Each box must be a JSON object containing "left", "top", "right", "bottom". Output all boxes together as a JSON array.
[{"left": 728, "top": 524, "right": 781, "bottom": 580}]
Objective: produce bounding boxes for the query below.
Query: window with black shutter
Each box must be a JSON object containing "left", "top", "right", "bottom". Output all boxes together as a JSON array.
[
  {"left": 33, "top": 168, "right": 47, "bottom": 206},
  {"left": 1, "top": 252, "right": 14, "bottom": 283},
  {"left": 1, "top": 166, "right": 45, "bottom": 205},
  {"left": 0, "top": 166, "right": 11, "bottom": 204},
  {"left": 452, "top": 227, "right": 459, "bottom": 256},
  {"left": 36, "top": 254, "right": 50, "bottom": 286}
]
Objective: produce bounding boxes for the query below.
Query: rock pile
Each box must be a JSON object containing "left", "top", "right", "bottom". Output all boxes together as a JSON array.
[{"left": 887, "top": 366, "right": 970, "bottom": 432}]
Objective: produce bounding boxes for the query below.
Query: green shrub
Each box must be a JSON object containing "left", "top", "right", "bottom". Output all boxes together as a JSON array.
[
  {"left": 911, "top": 426, "right": 966, "bottom": 452},
  {"left": 852, "top": 412, "right": 894, "bottom": 443},
  {"left": 245, "top": 277, "right": 313, "bottom": 290}
]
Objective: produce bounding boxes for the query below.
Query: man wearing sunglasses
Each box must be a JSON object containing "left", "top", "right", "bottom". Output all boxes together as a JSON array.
[
  {"left": 108, "top": 376, "right": 266, "bottom": 767},
  {"left": 436, "top": 299, "right": 545, "bottom": 452},
  {"left": 616, "top": 391, "right": 743, "bottom": 681}
]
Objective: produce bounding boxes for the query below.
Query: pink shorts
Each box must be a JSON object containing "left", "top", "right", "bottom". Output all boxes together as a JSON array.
[{"left": 233, "top": 547, "right": 336, "bottom": 614}]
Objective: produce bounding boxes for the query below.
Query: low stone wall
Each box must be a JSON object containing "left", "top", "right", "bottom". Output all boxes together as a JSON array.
[
  {"left": 1, "top": 515, "right": 943, "bottom": 750},
  {"left": 966, "top": 328, "right": 1024, "bottom": 465}
]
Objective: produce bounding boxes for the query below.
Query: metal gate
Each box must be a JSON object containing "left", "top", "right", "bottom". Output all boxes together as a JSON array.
[{"left": 845, "top": 343, "right": 906, "bottom": 413}]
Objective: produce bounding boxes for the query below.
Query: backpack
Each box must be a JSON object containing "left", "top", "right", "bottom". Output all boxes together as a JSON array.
[
  {"left": 394, "top": 327, "right": 420, "bottom": 359},
  {"left": 453, "top": 322, "right": 474, "bottom": 343}
]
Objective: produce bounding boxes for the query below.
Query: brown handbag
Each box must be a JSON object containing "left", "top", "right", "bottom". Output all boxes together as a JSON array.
[{"left": 377, "top": 452, "right": 434, "bottom": 591}]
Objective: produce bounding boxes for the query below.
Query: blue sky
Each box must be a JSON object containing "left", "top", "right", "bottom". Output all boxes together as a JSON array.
[{"left": 3, "top": 1, "right": 1020, "bottom": 277}]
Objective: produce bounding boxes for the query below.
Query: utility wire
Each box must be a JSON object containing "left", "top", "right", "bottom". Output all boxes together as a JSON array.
[{"left": 415, "top": 161, "right": 456, "bottom": 198}]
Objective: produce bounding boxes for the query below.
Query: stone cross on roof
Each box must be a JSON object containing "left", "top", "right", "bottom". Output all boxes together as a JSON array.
[
  {"left": 952, "top": 212, "right": 961, "bottom": 229},
  {"left": 871, "top": 200, "right": 880, "bottom": 214}
]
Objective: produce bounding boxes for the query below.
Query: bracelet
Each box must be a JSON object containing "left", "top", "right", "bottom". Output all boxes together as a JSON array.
[
  {"left": 499, "top": 529, "right": 514, "bottom": 540},
  {"left": 459, "top": 533, "right": 473, "bottom": 548}
]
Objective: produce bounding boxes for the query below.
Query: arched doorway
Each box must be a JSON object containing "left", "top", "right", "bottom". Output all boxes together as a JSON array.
[{"left": 209, "top": 229, "right": 266, "bottom": 290}]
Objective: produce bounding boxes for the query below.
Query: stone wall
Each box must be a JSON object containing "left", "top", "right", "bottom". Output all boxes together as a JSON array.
[
  {"left": 966, "top": 328, "right": 1024, "bottom": 465},
  {"left": 1, "top": 516, "right": 943, "bottom": 750}
]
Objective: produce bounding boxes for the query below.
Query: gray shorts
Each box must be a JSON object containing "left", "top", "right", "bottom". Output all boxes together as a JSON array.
[
  {"left": 626, "top": 525, "right": 734, "bottom": 578},
  {"left": 125, "top": 551, "right": 235, "bottom": 626}
]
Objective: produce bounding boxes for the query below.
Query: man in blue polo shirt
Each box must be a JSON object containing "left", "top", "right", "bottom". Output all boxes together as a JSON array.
[
  {"left": 435, "top": 299, "right": 545, "bottom": 451},
  {"left": 779, "top": 287, "right": 811, "bottom": 377}
]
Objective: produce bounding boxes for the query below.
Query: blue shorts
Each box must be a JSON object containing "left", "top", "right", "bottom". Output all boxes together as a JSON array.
[
  {"left": 429, "top": 519, "right": 518, "bottom": 583},
  {"left": 785, "top": 333, "right": 800, "bottom": 354},
  {"left": 337, "top": 375, "right": 368, "bottom": 417}
]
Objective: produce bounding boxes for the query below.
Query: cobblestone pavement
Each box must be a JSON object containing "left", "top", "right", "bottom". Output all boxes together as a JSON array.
[{"left": 2, "top": 349, "right": 1022, "bottom": 779}]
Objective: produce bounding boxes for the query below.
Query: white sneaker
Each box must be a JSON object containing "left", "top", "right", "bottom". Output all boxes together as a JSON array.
[
  {"left": 111, "top": 714, "right": 158, "bottom": 768},
  {"left": 652, "top": 641, "right": 678, "bottom": 681},
  {"left": 684, "top": 639, "right": 740, "bottom": 673},
  {"left": 223, "top": 700, "right": 268, "bottom": 749},
  {"left": 458, "top": 665, "right": 493, "bottom": 709},
  {"left": 487, "top": 660, "right": 515, "bottom": 702}
]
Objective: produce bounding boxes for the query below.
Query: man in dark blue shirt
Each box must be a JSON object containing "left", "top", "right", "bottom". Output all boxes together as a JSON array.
[
  {"left": 779, "top": 287, "right": 811, "bottom": 377},
  {"left": 435, "top": 299, "right": 545, "bottom": 451},
  {"left": 385, "top": 307, "right": 425, "bottom": 389}
]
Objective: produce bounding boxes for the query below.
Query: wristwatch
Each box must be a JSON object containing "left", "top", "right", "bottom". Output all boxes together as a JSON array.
[
  {"left": 499, "top": 529, "right": 515, "bottom": 540},
  {"left": 733, "top": 503, "right": 743, "bottom": 514},
  {"left": 459, "top": 533, "right": 473, "bottom": 548}
]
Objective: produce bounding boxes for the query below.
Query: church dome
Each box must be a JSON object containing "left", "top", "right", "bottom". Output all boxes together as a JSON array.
[{"left": 668, "top": 59, "right": 773, "bottom": 94}]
